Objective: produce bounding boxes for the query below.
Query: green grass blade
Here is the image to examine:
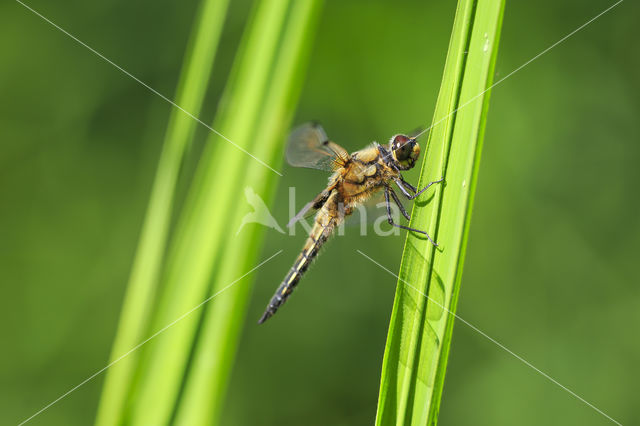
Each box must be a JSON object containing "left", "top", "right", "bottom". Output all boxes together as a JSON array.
[
  {"left": 173, "top": 2, "right": 323, "bottom": 424},
  {"left": 375, "top": 0, "right": 505, "bottom": 425},
  {"left": 123, "top": 1, "right": 322, "bottom": 424},
  {"left": 94, "top": 0, "right": 229, "bottom": 424}
]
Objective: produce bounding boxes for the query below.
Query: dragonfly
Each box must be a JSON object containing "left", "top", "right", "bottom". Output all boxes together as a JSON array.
[{"left": 258, "top": 123, "right": 443, "bottom": 324}]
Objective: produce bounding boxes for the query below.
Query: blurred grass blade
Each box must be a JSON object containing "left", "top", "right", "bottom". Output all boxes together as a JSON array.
[
  {"left": 173, "top": 2, "right": 323, "bottom": 424},
  {"left": 375, "top": 0, "right": 505, "bottom": 425},
  {"left": 94, "top": 0, "right": 229, "bottom": 424},
  {"left": 126, "top": 0, "right": 288, "bottom": 422},
  {"left": 123, "top": 1, "right": 322, "bottom": 425}
]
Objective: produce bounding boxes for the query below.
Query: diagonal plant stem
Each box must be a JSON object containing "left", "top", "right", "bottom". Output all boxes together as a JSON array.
[
  {"left": 173, "top": 2, "right": 323, "bottom": 424},
  {"left": 375, "top": 0, "right": 505, "bottom": 424},
  {"left": 123, "top": 1, "right": 289, "bottom": 423},
  {"left": 94, "top": 0, "right": 230, "bottom": 424},
  {"left": 120, "top": 1, "right": 322, "bottom": 425}
]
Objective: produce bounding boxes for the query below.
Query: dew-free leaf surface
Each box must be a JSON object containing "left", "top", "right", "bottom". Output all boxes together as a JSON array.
[{"left": 375, "top": 0, "right": 505, "bottom": 424}]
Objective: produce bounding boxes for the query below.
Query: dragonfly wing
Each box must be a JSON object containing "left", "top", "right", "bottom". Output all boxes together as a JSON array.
[
  {"left": 408, "top": 125, "right": 426, "bottom": 139},
  {"left": 287, "top": 188, "right": 331, "bottom": 228},
  {"left": 286, "top": 122, "right": 349, "bottom": 171},
  {"left": 287, "top": 200, "right": 316, "bottom": 228}
]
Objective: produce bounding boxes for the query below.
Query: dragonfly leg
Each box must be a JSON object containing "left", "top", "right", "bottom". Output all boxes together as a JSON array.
[
  {"left": 395, "top": 177, "right": 444, "bottom": 200},
  {"left": 388, "top": 186, "right": 411, "bottom": 221},
  {"left": 384, "top": 187, "right": 438, "bottom": 246},
  {"left": 399, "top": 178, "right": 417, "bottom": 194},
  {"left": 393, "top": 178, "right": 415, "bottom": 198},
  {"left": 414, "top": 177, "right": 444, "bottom": 198}
]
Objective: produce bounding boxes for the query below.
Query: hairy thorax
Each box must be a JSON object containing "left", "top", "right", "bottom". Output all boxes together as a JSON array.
[{"left": 331, "top": 145, "right": 399, "bottom": 211}]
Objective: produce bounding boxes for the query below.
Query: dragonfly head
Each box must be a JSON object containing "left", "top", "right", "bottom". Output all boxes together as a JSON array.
[{"left": 389, "top": 134, "right": 420, "bottom": 170}]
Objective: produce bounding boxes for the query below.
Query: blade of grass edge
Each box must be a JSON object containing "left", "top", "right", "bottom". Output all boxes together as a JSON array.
[
  {"left": 427, "top": 3, "right": 505, "bottom": 422},
  {"left": 173, "top": 2, "right": 323, "bottom": 424},
  {"left": 376, "top": 1, "right": 474, "bottom": 423},
  {"left": 375, "top": 0, "right": 504, "bottom": 425},
  {"left": 95, "top": 0, "right": 229, "bottom": 424},
  {"left": 125, "top": 2, "right": 294, "bottom": 425}
]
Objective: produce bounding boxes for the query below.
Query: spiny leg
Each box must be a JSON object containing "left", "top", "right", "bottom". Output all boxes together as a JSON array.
[
  {"left": 413, "top": 177, "right": 444, "bottom": 198},
  {"left": 399, "top": 178, "right": 417, "bottom": 194},
  {"left": 384, "top": 186, "right": 438, "bottom": 246},
  {"left": 387, "top": 186, "right": 411, "bottom": 221},
  {"left": 395, "top": 177, "right": 444, "bottom": 200},
  {"left": 394, "top": 178, "right": 416, "bottom": 198}
]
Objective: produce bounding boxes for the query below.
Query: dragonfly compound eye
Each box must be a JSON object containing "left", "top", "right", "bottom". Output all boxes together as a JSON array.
[{"left": 389, "top": 134, "right": 420, "bottom": 170}]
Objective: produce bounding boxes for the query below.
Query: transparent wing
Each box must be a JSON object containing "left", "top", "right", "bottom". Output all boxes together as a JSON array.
[
  {"left": 286, "top": 189, "right": 331, "bottom": 228},
  {"left": 286, "top": 200, "right": 317, "bottom": 228},
  {"left": 409, "top": 125, "right": 430, "bottom": 141},
  {"left": 286, "top": 122, "right": 349, "bottom": 171}
]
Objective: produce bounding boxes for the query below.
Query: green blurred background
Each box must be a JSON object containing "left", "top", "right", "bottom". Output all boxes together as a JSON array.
[{"left": 2, "top": 0, "right": 638, "bottom": 425}]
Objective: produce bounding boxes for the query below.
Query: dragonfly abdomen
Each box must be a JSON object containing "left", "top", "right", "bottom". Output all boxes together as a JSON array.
[{"left": 258, "top": 196, "right": 341, "bottom": 324}]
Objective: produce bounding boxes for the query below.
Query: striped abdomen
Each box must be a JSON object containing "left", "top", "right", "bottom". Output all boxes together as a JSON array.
[{"left": 258, "top": 193, "right": 341, "bottom": 324}]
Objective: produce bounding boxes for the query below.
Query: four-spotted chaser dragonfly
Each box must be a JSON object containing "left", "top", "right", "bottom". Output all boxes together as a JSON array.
[{"left": 258, "top": 123, "right": 443, "bottom": 324}]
